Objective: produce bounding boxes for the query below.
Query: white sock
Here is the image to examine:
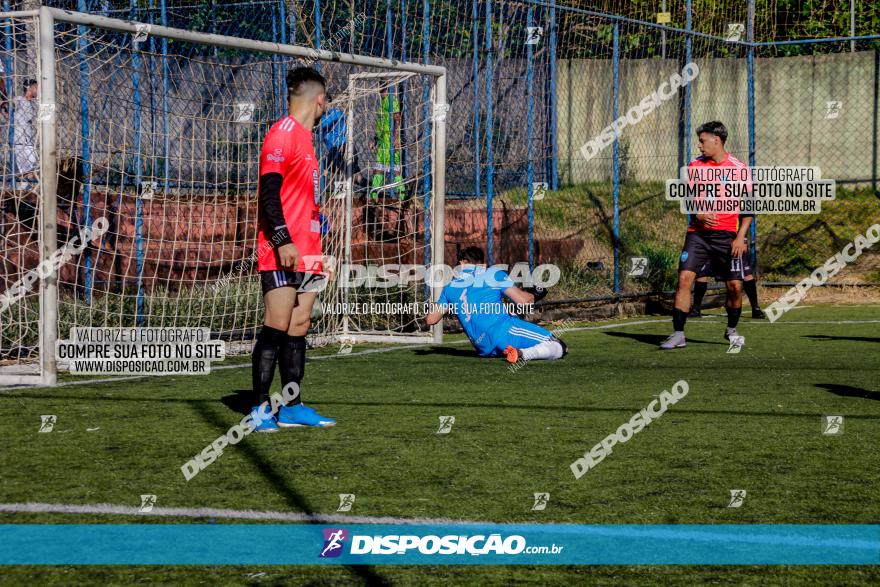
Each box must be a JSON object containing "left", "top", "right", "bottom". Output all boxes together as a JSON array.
[{"left": 520, "top": 340, "right": 564, "bottom": 361}]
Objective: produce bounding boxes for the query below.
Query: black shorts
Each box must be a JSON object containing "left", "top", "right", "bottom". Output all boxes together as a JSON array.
[
  {"left": 260, "top": 270, "right": 327, "bottom": 296},
  {"left": 678, "top": 231, "right": 748, "bottom": 281},
  {"left": 696, "top": 255, "right": 755, "bottom": 279}
]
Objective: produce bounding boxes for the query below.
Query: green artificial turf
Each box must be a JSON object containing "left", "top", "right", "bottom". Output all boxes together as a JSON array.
[{"left": 1, "top": 304, "right": 878, "bottom": 585}]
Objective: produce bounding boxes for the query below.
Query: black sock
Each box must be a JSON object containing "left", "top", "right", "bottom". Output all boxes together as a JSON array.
[
  {"left": 727, "top": 307, "right": 742, "bottom": 329},
  {"left": 692, "top": 281, "right": 708, "bottom": 310},
  {"left": 278, "top": 335, "right": 306, "bottom": 406},
  {"left": 743, "top": 279, "right": 759, "bottom": 309},
  {"left": 251, "top": 325, "right": 287, "bottom": 406},
  {"left": 672, "top": 308, "right": 688, "bottom": 332}
]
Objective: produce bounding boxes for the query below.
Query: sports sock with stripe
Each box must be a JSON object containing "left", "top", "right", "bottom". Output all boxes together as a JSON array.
[
  {"left": 692, "top": 281, "right": 708, "bottom": 310},
  {"left": 278, "top": 334, "right": 306, "bottom": 406},
  {"left": 251, "top": 325, "right": 287, "bottom": 406},
  {"left": 521, "top": 339, "right": 564, "bottom": 361}
]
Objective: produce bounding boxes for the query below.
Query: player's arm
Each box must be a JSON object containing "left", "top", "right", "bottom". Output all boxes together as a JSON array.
[
  {"left": 503, "top": 286, "right": 535, "bottom": 306},
  {"left": 424, "top": 287, "right": 452, "bottom": 326},
  {"left": 732, "top": 214, "right": 753, "bottom": 257},
  {"left": 424, "top": 307, "right": 445, "bottom": 326},
  {"left": 258, "top": 134, "right": 298, "bottom": 268}
]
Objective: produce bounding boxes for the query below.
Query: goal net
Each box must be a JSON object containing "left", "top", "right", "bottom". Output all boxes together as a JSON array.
[{"left": 0, "top": 8, "right": 446, "bottom": 385}]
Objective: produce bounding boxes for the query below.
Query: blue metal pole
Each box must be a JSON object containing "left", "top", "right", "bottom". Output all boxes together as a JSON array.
[
  {"left": 747, "top": 0, "right": 758, "bottom": 269},
  {"left": 279, "top": 0, "right": 288, "bottom": 110},
  {"left": 471, "top": 0, "right": 481, "bottom": 202},
  {"left": 315, "top": 0, "right": 322, "bottom": 54},
  {"left": 399, "top": 0, "right": 408, "bottom": 175},
  {"left": 160, "top": 0, "right": 169, "bottom": 193},
  {"left": 131, "top": 0, "right": 146, "bottom": 326},
  {"left": 289, "top": 1, "right": 296, "bottom": 45},
  {"left": 77, "top": 0, "right": 94, "bottom": 303},
  {"left": 147, "top": 1, "right": 157, "bottom": 182},
  {"left": 612, "top": 22, "right": 621, "bottom": 295},
  {"left": 526, "top": 4, "right": 535, "bottom": 270},
  {"left": 210, "top": 0, "right": 217, "bottom": 57},
  {"left": 684, "top": 0, "right": 693, "bottom": 161},
  {"left": 421, "top": 0, "right": 432, "bottom": 270},
  {"left": 548, "top": 3, "right": 558, "bottom": 190},
  {"left": 3, "top": 0, "right": 13, "bottom": 179},
  {"left": 485, "top": 0, "right": 494, "bottom": 265},
  {"left": 271, "top": 10, "right": 280, "bottom": 118}
]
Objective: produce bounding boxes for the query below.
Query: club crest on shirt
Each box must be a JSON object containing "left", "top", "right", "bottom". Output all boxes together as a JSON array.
[{"left": 268, "top": 148, "right": 284, "bottom": 163}]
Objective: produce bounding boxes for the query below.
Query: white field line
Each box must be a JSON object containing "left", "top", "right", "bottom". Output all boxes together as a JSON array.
[
  {"left": 2, "top": 316, "right": 879, "bottom": 393},
  {"left": 0, "top": 502, "right": 480, "bottom": 525}
]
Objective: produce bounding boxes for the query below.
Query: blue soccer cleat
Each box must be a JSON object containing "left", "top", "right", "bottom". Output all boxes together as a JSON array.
[
  {"left": 249, "top": 404, "right": 280, "bottom": 433},
  {"left": 277, "top": 404, "right": 336, "bottom": 428}
]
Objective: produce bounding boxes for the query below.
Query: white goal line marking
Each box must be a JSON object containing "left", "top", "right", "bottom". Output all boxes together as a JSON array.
[
  {"left": 2, "top": 316, "right": 879, "bottom": 393},
  {"left": 0, "top": 502, "right": 481, "bottom": 526}
]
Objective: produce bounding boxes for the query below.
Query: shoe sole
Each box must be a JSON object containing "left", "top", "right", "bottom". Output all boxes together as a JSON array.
[
  {"left": 660, "top": 341, "right": 686, "bottom": 349},
  {"left": 277, "top": 421, "right": 336, "bottom": 429},
  {"left": 255, "top": 427, "right": 279, "bottom": 433}
]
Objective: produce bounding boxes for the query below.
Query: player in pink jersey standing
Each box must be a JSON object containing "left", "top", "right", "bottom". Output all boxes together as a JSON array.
[
  {"left": 661, "top": 121, "right": 754, "bottom": 350},
  {"left": 249, "top": 67, "right": 336, "bottom": 430}
]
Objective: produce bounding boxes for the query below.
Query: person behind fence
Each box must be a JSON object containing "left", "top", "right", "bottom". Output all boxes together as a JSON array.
[
  {"left": 424, "top": 246, "right": 567, "bottom": 364},
  {"left": 13, "top": 79, "right": 38, "bottom": 178},
  {"left": 319, "top": 94, "right": 361, "bottom": 179},
  {"left": 365, "top": 85, "right": 406, "bottom": 241}
]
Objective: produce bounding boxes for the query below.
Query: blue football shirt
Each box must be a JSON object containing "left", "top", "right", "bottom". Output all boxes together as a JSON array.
[{"left": 438, "top": 265, "right": 515, "bottom": 356}]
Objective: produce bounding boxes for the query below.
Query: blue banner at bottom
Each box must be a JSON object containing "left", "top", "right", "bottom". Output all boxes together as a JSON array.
[{"left": 0, "top": 524, "right": 878, "bottom": 565}]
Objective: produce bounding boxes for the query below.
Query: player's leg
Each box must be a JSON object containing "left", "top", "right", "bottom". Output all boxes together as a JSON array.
[
  {"left": 276, "top": 275, "right": 335, "bottom": 428},
  {"left": 498, "top": 318, "right": 566, "bottom": 364},
  {"left": 714, "top": 235, "right": 745, "bottom": 341},
  {"left": 724, "top": 278, "right": 744, "bottom": 340},
  {"left": 743, "top": 273, "right": 765, "bottom": 319},
  {"left": 690, "top": 275, "right": 709, "bottom": 318},
  {"left": 251, "top": 272, "right": 298, "bottom": 432},
  {"left": 662, "top": 233, "right": 707, "bottom": 349}
]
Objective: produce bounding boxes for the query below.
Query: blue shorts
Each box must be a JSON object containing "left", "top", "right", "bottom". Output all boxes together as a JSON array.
[{"left": 489, "top": 317, "right": 554, "bottom": 356}]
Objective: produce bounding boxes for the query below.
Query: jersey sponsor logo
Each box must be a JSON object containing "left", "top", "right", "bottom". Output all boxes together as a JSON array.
[{"left": 267, "top": 148, "right": 285, "bottom": 163}]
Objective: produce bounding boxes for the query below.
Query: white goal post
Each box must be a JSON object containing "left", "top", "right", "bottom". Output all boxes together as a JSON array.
[{"left": 0, "top": 7, "right": 446, "bottom": 386}]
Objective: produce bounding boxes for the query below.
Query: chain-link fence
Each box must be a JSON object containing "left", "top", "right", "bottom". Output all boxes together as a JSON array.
[{"left": 7, "top": 0, "right": 880, "bottom": 309}]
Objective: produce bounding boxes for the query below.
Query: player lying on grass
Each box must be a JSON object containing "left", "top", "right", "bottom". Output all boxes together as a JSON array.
[
  {"left": 424, "top": 246, "right": 567, "bottom": 363},
  {"left": 249, "top": 67, "right": 335, "bottom": 432},
  {"left": 661, "top": 120, "right": 753, "bottom": 350}
]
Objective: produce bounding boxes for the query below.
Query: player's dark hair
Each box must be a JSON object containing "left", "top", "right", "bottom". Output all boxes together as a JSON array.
[
  {"left": 457, "top": 246, "right": 485, "bottom": 264},
  {"left": 286, "top": 67, "right": 325, "bottom": 100},
  {"left": 696, "top": 121, "right": 728, "bottom": 144}
]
